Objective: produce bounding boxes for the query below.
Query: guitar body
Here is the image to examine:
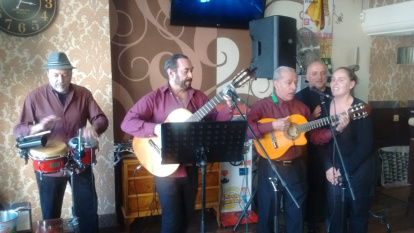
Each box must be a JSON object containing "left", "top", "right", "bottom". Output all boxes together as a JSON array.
[
  {"left": 133, "top": 108, "right": 193, "bottom": 177},
  {"left": 131, "top": 68, "right": 255, "bottom": 176},
  {"left": 253, "top": 103, "right": 371, "bottom": 160},
  {"left": 253, "top": 114, "right": 308, "bottom": 160}
]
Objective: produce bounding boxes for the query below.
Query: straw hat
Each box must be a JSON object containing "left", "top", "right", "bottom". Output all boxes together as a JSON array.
[{"left": 42, "top": 52, "right": 76, "bottom": 70}]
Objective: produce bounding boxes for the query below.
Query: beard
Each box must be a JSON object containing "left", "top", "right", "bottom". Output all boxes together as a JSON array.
[
  {"left": 52, "top": 84, "right": 69, "bottom": 93},
  {"left": 180, "top": 80, "right": 192, "bottom": 90},
  {"left": 173, "top": 73, "right": 192, "bottom": 90}
]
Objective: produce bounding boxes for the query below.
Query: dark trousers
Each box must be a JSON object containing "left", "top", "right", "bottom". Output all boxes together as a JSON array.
[
  {"left": 153, "top": 166, "right": 199, "bottom": 233},
  {"left": 325, "top": 184, "right": 372, "bottom": 233},
  {"left": 257, "top": 157, "right": 308, "bottom": 233},
  {"left": 305, "top": 151, "right": 327, "bottom": 225},
  {"left": 35, "top": 166, "right": 98, "bottom": 233}
]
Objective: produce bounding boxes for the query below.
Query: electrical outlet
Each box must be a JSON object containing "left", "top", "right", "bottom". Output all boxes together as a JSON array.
[{"left": 239, "top": 168, "right": 248, "bottom": 176}]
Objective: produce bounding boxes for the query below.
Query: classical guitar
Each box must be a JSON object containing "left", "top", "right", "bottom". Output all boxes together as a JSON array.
[
  {"left": 253, "top": 103, "right": 372, "bottom": 160},
  {"left": 133, "top": 68, "right": 255, "bottom": 177}
]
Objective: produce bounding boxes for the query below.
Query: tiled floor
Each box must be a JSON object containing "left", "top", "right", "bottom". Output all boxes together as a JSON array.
[
  {"left": 57, "top": 185, "right": 414, "bottom": 232},
  {"left": 125, "top": 185, "right": 414, "bottom": 233}
]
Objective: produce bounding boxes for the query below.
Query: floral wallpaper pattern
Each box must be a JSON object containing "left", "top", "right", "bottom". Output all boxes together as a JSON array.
[
  {"left": 0, "top": 0, "right": 114, "bottom": 221},
  {"left": 368, "top": 0, "right": 414, "bottom": 102},
  {"left": 369, "top": 36, "right": 414, "bottom": 101},
  {"left": 1, "top": 0, "right": 412, "bottom": 225},
  {"left": 110, "top": 0, "right": 254, "bottom": 141}
]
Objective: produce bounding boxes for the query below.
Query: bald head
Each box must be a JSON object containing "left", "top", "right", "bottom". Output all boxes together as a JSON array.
[{"left": 306, "top": 61, "right": 328, "bottom": 91}]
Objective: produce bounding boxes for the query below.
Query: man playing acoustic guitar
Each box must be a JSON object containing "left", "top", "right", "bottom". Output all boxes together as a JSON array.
[
  {"left": 120, "top": 54, "right": 238, "bottom": 233},
  {"left": 247, "top": 66, "right": 314, "bottom": 233}
]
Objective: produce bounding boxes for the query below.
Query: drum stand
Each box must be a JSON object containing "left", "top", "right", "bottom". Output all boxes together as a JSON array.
[
  {"left": 68, "top": 168, "right": 80, "bottom": 233},
  {"left": 67, "top": 129, "right": 83, "bottom": 233},
  {"left": 67, "top": 129, "right": 98, "bottom": 233}
]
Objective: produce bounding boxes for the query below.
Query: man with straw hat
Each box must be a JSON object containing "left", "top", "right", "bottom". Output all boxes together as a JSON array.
[{"left": 13, "top": 52, "right": 108, "bottom": 233}]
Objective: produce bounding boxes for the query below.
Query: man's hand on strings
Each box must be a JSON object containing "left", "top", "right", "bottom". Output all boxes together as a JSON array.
[{"left": 271, "top": 116, "right": 290, "bottom": 131}]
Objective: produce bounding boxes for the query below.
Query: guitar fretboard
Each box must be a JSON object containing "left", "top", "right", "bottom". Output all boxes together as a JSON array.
[
  {"left": 297, "top": 114, "right": 341, "bottom": 133},
  {"left": 184, "top": 68, "right": 254, "bottom": 122},
  {"left": 296, "top": 103, "right": 369, "bottom": 134},
  {"left": 186, "top": 92, "right": 226, "bottom": 122}
]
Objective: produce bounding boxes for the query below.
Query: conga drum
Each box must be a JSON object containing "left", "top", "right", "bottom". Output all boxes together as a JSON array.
[{"left": 29, "top": 142, "right": 68, "bottom": 173}]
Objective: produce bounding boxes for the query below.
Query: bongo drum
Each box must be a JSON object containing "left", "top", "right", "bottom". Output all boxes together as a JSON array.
[
  {"left": 29, "top": 142, "right": 68, "bottom": 173},
  {"left": 68, "top": 137, "right": 99, "bottom": 166}
]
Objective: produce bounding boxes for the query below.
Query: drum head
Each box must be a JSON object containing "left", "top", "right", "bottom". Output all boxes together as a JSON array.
[
  {"left": 83, "top": 138, "right": 98, "bottom": 148},
  {"left": 29, "top": 141, "right": 67, "bottom": 159},
  {"left": 69, "top": 137, "right": 98, "bottom": 149}
]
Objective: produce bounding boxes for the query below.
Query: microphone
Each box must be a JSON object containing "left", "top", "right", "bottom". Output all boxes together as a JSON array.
[
  {"left": 222, "top": 86, "right": 243, "bottom": 103},
  {"left": 228, "top": 90, "right": 243, "bottom": 102},
  {"left": 310, "top": 86, "right": 333, "bottom": 100}
]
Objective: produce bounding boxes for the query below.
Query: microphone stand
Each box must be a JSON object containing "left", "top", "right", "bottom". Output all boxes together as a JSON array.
[
  {"left": 319, "top": 96, "right": 355, "bottom": 233},
  {"left": 230, "top": 96, "right": 299, "bottom": 233}
]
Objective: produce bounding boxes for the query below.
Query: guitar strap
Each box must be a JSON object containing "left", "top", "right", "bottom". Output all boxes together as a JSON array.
[
  {"left": 272, "top": 94, "right": 291, "bottom": 117},
  {"left": 271, "top": 94, "right": 278, "bottom": 105}
]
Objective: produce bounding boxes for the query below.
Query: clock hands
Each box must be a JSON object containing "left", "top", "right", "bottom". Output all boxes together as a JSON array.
[{"left": 16, "top": 0, "right": 37, "bottom": 10}]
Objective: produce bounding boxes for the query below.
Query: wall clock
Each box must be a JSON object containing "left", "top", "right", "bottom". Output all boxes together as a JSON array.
[{"left": 0, "top": 0, "right": 57, "bottom": 37}]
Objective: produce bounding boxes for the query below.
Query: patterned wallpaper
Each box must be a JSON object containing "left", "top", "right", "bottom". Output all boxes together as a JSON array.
[
  {"left": 1, "top": 0, "right": 412, "bottom": 224},
  {"left": 0, "top": 0, "right": 114, "bottom": 222},
  {"left": 368, "top": 0, "right": 414, "bottom": 102},
  {"left": 111, "top": 0, "right": 254, "bottom": 141},
  {"left": 369, "top": 36, "right": 414, "bottom": 101}
]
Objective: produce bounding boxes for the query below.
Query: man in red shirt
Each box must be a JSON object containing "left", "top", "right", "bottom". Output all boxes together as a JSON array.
[
  {"left": 14, "top": 52, "right": 108, "bottom": 233},
  {"left": 121, "top": 54, "right": 235, "bottom": 233},
  {"left": 247, "top": 66, "right": 312, "bottom": 233}
]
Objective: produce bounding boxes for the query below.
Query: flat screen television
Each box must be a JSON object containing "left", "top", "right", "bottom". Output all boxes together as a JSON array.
[{"left": 170, "top": 0, "right": 265, "bottom": 29}]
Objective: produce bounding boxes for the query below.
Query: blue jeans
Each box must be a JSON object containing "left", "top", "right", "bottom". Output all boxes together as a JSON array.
[
  {"left": 35, "top": 166, "right": 98, "bottom": 233},
  {"left": 153, "top": 166, "right": 199, "bottom": 233}
]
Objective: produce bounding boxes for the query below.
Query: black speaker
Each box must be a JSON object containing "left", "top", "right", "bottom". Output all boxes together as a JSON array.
[{"left": 249, "top": 15, "right": 297, "bottom": 79}]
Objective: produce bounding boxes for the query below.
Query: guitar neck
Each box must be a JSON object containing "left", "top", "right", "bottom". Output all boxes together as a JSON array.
[
  {"left": 185, "top": 68, "right": 254, "bottom": 122},
  {"left": 295, "top": 103, "right": 369, "bottom": 134},
  {"left": 186, "top": 91, "right": 226, "bottom": 122},
  {"left": 297, "top": 113, "right": 342, "bottom": 134}
]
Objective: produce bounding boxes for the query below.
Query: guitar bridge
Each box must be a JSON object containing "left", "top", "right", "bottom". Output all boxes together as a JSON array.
[{"left": 270, "top": 132, "right": 278, "bottom": 149}]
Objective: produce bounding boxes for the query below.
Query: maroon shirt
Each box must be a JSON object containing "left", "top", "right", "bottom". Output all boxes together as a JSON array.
[
  {"left": 121, "top": 83, "right": 235, "bottom": 176},
  {"left": 13, "top": 84, "right": 109, "bottom": 176},
  {"left": 246, "top": 95, "right": 312, "bottom": 161}
]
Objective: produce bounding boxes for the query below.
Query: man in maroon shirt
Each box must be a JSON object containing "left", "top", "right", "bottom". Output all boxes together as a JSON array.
[
  {"left": 247, "top": 66, "right": 312, "bottom": 233},
  {"left": 13, "top": 52, "right": 108, "bottom": 233},
  {"left": 121, "top": 54, "right": 235, "bottom": 233}
]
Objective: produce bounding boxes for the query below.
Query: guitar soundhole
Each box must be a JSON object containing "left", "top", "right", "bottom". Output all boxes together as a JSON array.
[{"left": 287, "top": 126, "right": 298, "bottom": 139}]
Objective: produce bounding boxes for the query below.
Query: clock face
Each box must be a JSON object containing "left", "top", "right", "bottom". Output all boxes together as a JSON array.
[{"left": 0, "top": 0, "right": 57, "bottom": 37}]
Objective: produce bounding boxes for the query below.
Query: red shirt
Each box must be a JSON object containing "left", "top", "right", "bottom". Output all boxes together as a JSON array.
[
  {"left": 246, "top": 95, "right": 312, "bottom": 161},
  {"left": 13, "top": 84, "right": 109, "bottom": 176},
  {"left": 121, "top": 83, "right": 235, "bottom": 177}
]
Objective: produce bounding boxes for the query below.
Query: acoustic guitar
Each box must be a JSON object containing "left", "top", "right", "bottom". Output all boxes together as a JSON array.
[
  {"left": 253, "top": 103, "right": 371, "bottom": 160},
  {"left": 133, "top": 68, "right": 255, "bottom": 177}
]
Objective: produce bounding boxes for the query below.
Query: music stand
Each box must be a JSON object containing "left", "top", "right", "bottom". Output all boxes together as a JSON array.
[{"left": 161, "top": 121, "right": 247, "bottom": 233}]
